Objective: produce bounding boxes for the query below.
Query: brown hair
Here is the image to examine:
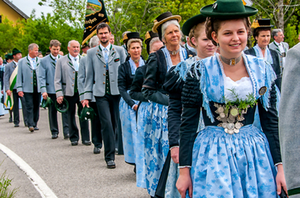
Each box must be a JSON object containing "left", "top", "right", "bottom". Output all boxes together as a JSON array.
[
  {"left": 97, "top": 23, "right": 111, "bottom": 34},
  {"left": 50, "top": 40, "right": 61, "bottom": 47},
  {"left": 205, "top": 17, "right": 251, "bottom": 46},
  {"left": 189, "top": 22, "right": 205, "bottom": 48},
  {"left": 253, "top": 28, "right": 271, "bottom": 40}
]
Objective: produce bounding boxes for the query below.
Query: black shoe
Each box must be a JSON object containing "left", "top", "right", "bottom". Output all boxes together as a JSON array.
[
  {"left": 71, "top": 141, "right": 78, "bottom": 146},
  {"left": 9, "top": 117, "right": 12, "bottom": 123},
  {"left": 29, "top": 126, "right": 34, "bottom": 132},
  {"left": 14, "top": 124, "right": 19, "bottom": 127},
  {"left": 52, "top": 134, "right": 58, "bottom": 139},
  {"left": 34, "top": 127, "right": 39, "bottom": 130},
  {"left": 64, "top": 134, "right": 70, "bottom": 139},
  {"left": 93, "top": 147, "right": 101, "bottom": 154},
  {"left": 106, "top": 160, "right": 116, "bottom": 169},
  {"left": 82, "top": 140, "right": 91, "bottom": 146}
]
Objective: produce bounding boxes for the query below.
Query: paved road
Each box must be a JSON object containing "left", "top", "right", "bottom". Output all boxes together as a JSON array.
[{"left": 0, "top": 108, "right": 149, "bottom": 198}]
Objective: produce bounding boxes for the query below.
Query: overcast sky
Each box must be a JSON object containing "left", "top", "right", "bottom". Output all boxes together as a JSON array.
[{"left": 10, "top": 0, "right": 54, "bottom": 18}]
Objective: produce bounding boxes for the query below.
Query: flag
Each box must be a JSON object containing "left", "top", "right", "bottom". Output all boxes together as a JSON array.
[{"left": 82, "top": 0, "right": 109, "bottom": 45}]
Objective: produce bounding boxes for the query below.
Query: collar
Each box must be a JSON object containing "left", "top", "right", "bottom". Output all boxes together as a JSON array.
[
  {"left": 274, "top": 41, "right": 282, "bottom": 46},
  {"left": 28, "top": 55, "right": 37, "bottom": 61},
  {"left": 100, "top": 43, "right": 112, "bottom": 51},
  {"left": 13, "top": 60, "right": 18, "bottom": 65},
  {"left": 69, "top": 54, "right": 79, "bottom": 60},
  {"left": 50, "top": 53, "right": 59, "bottom": 60}
]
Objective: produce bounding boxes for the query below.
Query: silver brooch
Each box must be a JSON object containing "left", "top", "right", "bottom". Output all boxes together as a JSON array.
[{"left": 215, "top": 103, "right": 249, "bottom": 134}]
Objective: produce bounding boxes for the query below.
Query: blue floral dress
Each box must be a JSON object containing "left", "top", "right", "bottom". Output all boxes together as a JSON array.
[
  {"left": 180, "top": 53, "right": 281, "bottom": 198},
  {"left": 135, "top": 101, "right": 151, "bottom": 188}
]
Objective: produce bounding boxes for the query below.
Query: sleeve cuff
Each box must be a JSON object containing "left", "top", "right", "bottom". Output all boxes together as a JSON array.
[
  {"left": 56, "top": 91, "right": 63, "bottom": 98},
  {"left": 84, "top": 92, "right": 92, "bottom": 100},
  {"left": 170, "top": 146, "right": 179, "bottom": 150},
  {"left": 178, "top": 165, "right": 191, "bottom": 169},
  {"left": 275, "top": 162, "right": 283, "bottom": 166}
]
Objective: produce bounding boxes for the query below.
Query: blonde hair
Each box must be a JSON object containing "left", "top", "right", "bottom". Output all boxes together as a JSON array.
[
  {"left": 189, "top": 22, "right": 205, "bottom": 48},
  {"left": 127, "top": 39, "right": 142, "bottom": 49}
]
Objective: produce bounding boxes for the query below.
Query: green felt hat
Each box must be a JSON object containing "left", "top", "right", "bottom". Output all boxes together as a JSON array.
[
  {"left": 200, "top": 0, "right": 257, "bottom": 19},
  {"left": 5, "top": 53, "right": 13, "bottom": 60},
  {"left": 41, "top": 97, "right": 53, "bottom": 108},
  {"left": 80, "top": 107, "right": 96, "bottom": 121},
  {"left": 182, "top": 14, "right": 207, "bottom": 36},
  {"left": 54, "top": 98, "right": 69, "bottom": 113},
  {"left": 12, "top": 48, "right": 21, "bottom": 55}
]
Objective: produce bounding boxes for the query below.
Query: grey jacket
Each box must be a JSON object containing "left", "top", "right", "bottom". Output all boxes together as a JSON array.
[
  {"left": 54, "top": 54, "right": 81, "bottom": 97},
  {"left": 4, "top": 61, "right": 17, "bottom": 91},
  {"left": 269, "top": 41, "right": 289, "bottom": 68},
  {"left": 39, "top": 54, "right": 61, "bottom": 94},
  {"left": 84, "top": 44, "right": 126, "bottom": 100},
  {"left": 16, "top": 56, "right": 40, "bottom": 93},
  {"left": 279, "top": 42, "right": 300, "bottom": 197},
  {"left": 78, "top": 56, "right": 95, "bottom": 102}
]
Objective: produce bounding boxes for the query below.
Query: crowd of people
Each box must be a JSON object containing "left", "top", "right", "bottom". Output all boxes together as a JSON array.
[{"left": 1, "top": 0, "right": 300, "bottom": 197}]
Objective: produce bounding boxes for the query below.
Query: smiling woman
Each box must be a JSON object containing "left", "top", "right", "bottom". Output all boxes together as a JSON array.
[{"left": 176, "top": 0, "right": 287, "bottom": 197}]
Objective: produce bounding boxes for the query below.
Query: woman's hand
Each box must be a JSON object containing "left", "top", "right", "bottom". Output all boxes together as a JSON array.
[
  {"left": 170, "top": 147, "right": 179, "bottom": 164},
  {"left": 276, "top": 164, "right": 288, "bottom": 196},
  {"left": 176, "top": 168, "right": 192, "bottom": 198}
]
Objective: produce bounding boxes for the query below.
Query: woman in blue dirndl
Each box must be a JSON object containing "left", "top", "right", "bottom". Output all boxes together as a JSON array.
[
  {"left": 141, "top": 12, "right": 191, "bottom": 197},
  {"left": 129, "top": 30, "right": 164, "bottom": 189},
  {"left": 176, "top": 0, "right": 287, "bottom": 197},
  {"left": 162, "top": 13, "right": 216, "bottom": 198},
  {"left": 118, "top": 32, "right": 144, "bottom": 166}
]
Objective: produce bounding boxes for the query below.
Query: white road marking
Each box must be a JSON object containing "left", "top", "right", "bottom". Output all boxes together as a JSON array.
[{"left": 0, "top": 143, "right": 58, "bottom": 198}]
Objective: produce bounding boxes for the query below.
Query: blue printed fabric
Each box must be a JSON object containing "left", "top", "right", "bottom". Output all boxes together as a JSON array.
[
  {"left": 135, "top": 101, "right": 151, "bottom": 188},
  {"left": 144, "top": 102, "right": 169, "bottom": 196},
  {"left": 165, "top": 160, "right": 181, "bottom": 198},
  {"left": 185, "top": 53, "right": 279, "bottom": 197},
  {"left": 189, "top": 125, "right": 277, "bottom": 198},
  {"left": 119, "top": 97, "right": 139, "bottom": 164}
]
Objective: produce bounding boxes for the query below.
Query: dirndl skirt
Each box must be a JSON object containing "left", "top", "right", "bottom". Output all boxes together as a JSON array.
[
  {"left": 135, "top": 101, "right": 151, "bottom": 188},
  {"left": 144, "top": 102, "right": 169, "bottom": 196},
  {"left": 119, "top": 97, "right": 138, "bottom": 164},
  {"left": 189, "top": 124, "right": 277, "bottom": 198}
]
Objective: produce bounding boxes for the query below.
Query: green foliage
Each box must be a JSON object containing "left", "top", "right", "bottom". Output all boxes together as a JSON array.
[
  {"left": 0, "top": 170, "right": 17, "bottom": 198},
  {"left": 1, "top": 0, "right": 300, "bottom": 58},
  {"left": 224, "top": 89, "right": 257, "bottom": 113}
]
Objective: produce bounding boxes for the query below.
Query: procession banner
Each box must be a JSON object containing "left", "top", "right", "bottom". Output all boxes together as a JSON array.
[{"left": 82, "top": 0, "right": 109, "bottom": 45}]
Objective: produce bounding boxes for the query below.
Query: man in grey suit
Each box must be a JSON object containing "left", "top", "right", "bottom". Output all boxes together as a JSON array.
[
  {"left": 55, "top": 40, "right": 90, "bottom": 146},
  {"left": 269, "top": 29, "right": 289, "bottom": 71},
  {"left": 82, "top": 23, "right": 126, "bottom": 168},
  {"left": 78, "top": 36, "right": 102, "bottom": 154},
  {"left": 39, "top": 40, "right": 69, "bottom": 139},
  {"left": 279, "top": 42, "right": 300, "bottom": 198},
  {"left": 16, "top": 43, "right": 41, "bottom": 132},
  {"left": 4, "top": 48, "right": 28, "bottom": 127}
]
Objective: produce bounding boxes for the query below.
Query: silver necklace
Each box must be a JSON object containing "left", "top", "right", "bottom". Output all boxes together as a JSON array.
[{"left": 168, "top": 48, "right": 180, "bottom": 56}]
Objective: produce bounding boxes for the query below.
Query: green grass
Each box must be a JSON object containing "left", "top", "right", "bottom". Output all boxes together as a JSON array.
[{"left": 0, "top": 170, "right": 17, "bottom": 198}]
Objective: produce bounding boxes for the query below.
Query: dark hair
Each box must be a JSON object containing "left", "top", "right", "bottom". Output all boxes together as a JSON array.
[
  {"left": 96, "top": 23, "right": 111, "bottom": 34},
  {"left": 253, "top": 28, "right": 271, "bottom": 40},
  {"left": 205, "top": 17, "right": 251, "bottom": 46}
]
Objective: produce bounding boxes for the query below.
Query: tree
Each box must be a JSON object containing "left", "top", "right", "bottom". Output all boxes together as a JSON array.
[{"left": 252, "top": 0, "right": 300, "bottom": 31}]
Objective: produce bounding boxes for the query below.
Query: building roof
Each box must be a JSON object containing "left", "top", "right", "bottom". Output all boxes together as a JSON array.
[{"left": 3, "top": 0, "right": 29, "bottom": 19}]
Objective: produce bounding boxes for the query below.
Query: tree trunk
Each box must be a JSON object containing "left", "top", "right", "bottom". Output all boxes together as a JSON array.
[{"left": 278, "top": 0, "right": 284, "bottom": 31}]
